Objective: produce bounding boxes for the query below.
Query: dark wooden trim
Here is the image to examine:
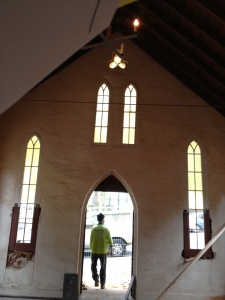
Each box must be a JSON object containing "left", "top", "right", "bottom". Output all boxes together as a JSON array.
[
  {"left": 31, "top": 205, "right": 41, "bottom": 250},
  {"left": 204, "top": 209, "right": 212, "bottom": 258},
  {"left": 131, "top": 211, "right": 136, "bottom": 298},
  {"left": 80, "top": 210, "right": 87, "bottom": 294},
  {"left": 183, "top": 209, "right": 213, "bottom": 259},
  {"left": 9, "top": 205, "right": 41, "bottom": 252},
  {"left": 183, "top": 210, "right": 190, "bottom": 258},
  {"left": 9, "top": 204, "right": 20, "bottom": 250}
]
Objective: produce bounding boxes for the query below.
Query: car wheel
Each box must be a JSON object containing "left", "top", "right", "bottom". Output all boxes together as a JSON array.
[{"left": 112, "top": 238, "right": 126, "bottom": 256}]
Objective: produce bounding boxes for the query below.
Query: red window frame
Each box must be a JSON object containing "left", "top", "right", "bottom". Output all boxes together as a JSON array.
[
  {"left": 9, "top": 204, "right": 41, "bottom": 252},
  {"left": 183, "top": 209, "right": 213, "bottom": 258}
]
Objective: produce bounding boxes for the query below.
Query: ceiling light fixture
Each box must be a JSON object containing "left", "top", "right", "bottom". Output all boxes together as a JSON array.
[
  {"left": 82, "top": 19, "right": 139, "bottom": 68},
  {"left": 108, "top": 43, "right": 128, "bottom": 69}
]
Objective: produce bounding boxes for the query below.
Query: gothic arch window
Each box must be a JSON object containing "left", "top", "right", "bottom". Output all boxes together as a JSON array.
[
  {"left": 9, "top": 134, "right": 41, "bottom": 252},
  {"left": 94, "top": 83, "right": 109, "bottom": 143},
  {"left": 122, "top": 84, "right": 136, "bottom": 144},
  {"left": 183, "top": 140, "right": 212, "bottom": 258}
]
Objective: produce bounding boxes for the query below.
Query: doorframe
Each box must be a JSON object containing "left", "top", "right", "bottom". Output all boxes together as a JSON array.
[{"left": 77, "top": 169, "right": 138, "bottom": 296}]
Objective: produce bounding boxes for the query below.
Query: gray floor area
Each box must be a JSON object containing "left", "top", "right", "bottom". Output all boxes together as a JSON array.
[
  {"left": 82, "top": 256, "right": 132, "bottom": 290},
  {"left": 0, "top": 291, "right": 134, "bottom": 300},
  {"left": 0, "top": 256, "right": 134, "bottom": 300},
  {"left": 80, "top": 255, "right": 134, "bottom": 299},
  {"left": 80, "top": 287, "right": 134, "bottom": 299}
]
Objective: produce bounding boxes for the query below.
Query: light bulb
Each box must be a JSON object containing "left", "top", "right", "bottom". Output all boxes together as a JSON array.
[
  {"left": 109, "top": 61, "right": 117, "bottom": 69},
  {"left": 133, "top": 19, "right": 139, "bottom": 32},
  {"left": 118, "top": 61, "right": 127, "bottom": 69},
  {"left": 114, "top": 54, "right": 122, "bottom": 64}
]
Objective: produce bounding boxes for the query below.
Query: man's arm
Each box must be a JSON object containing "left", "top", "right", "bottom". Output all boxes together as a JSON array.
[
  {"left": 109, "top": 245, "right": 113, "bottom": 257},
  {"left": 107, "top": 229, "right": 113, "bottom": 257},
  {"left": 90, "top": 228, "right": 94, "bottom": 251}
]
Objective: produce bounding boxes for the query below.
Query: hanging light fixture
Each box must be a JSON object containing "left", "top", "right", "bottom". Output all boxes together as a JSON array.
[
  {"left": 108, "top": 43, "right": 128, "bottom": 69},
  {"left": 82, "top": 19, "right": 139, "bottom": 69},
  {"left": 108, "top": 19, "right": 139, "bottom": 69}
]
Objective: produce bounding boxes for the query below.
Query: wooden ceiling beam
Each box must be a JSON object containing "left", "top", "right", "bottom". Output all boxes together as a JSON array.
[
  {"left": 137, "top": 35, "right": 225, "bottom": 117},
  {"left": 138, "top": 37, "right": 225, "bottom": 116},
  {"left": 142, "top": 21, "right": 225, "bottom": 92},
  {"left": 137, "top": 1, "right": 225, "bottom": 71},
  {"left": 142, "top": 25, "right": 225, "bottom": 101},
  {"left": 122, "top": 3, "right": 225, "bottom": 91},
  {"left": 162, "top": 0, "right": 225, "bottom": 48},
  {"left": 196, "top": 0, "right": 225, "bottom": 22},
  {"left": 116, "top": 9, "right": 225, "bottom": 109}
]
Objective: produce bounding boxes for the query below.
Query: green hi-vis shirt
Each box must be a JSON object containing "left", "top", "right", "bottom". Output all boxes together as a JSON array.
[{"left": 90, "top": 224, "right": 113, "bottom": 254}]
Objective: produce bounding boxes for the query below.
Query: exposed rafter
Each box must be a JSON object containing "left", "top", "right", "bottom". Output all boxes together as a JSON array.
[{"left": 112, "top": 0, "right": 225, "bottom": 117}]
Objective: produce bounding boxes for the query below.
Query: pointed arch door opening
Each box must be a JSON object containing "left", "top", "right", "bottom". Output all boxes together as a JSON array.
[{"left": 81, "top": 175, "right": 134, "bottom": 292}]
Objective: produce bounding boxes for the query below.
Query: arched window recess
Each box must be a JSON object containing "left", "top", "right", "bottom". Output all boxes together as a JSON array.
[
  {"left": 122, "top": 84, "right": 137, "bottom": 145},
  {"left": 183, "top": 140, "right": 212, "bottom": 258},
  {"left": 94, "top": 83, "right": 110, "bottom": 144},
  {"left": 9, "top": 135, "right": 41, "bottom": 252}
]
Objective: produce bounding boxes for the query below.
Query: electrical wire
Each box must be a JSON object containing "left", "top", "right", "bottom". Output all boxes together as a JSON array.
[{"left": 21, "top": 99, "right": 225, "bottom": 108}]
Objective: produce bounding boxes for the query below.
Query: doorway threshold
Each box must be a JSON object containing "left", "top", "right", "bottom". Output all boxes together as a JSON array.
[{"left": 79, "top": 288, "right": 134, "bottom": 300}]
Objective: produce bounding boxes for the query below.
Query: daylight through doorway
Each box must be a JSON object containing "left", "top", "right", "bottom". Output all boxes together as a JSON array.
[{"left": 82, "top": 191, "right": 133, "bottom": 290}]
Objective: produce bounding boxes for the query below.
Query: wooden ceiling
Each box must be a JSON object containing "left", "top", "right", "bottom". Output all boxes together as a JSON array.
[{"left": 111, "top": 0, "right": 225, "bottom": 118}]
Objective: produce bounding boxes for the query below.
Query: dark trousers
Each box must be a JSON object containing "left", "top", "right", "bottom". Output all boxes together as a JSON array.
[{"left": 91, "top": 253, "right": 107, "bottom": 284}]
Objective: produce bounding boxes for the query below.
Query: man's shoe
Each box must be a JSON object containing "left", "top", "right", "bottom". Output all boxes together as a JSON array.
[
  {"left": 101, "top": 283, "right": 105, "bottom": 289},
  {"left": 94, "top": 279, "right": 99, "bottom": 287}
]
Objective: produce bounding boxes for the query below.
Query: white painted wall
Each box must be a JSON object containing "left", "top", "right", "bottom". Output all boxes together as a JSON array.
[{"left": 0, "top": 37, "right": 224, "bottom": 299}]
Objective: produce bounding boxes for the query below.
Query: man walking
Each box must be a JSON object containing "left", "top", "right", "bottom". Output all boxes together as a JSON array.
[{"left": 90, "top": 213, "right": 113, "bottom": 289}]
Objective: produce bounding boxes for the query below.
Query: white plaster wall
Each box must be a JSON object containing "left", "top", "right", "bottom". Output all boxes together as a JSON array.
[{"left": 0, "top": 37, "right": 225, "bottom": 299}]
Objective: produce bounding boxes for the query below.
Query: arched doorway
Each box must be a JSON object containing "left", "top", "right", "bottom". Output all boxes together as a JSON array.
[{"left": 78, "top": 171, "right": 138, "bottom": 297}]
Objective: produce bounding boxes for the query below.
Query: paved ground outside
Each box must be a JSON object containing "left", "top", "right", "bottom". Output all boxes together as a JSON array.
[
  {"left": 79, "top": 288, "right": 134, "bottom": 300},
  {"left": 82, "top": 256, "right": 132, "bottom": 290}
]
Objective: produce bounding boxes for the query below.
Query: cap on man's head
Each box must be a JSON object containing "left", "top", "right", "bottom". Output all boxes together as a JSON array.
[{"left": 97, "top": 213, "right": 105, "bottom": 222}]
